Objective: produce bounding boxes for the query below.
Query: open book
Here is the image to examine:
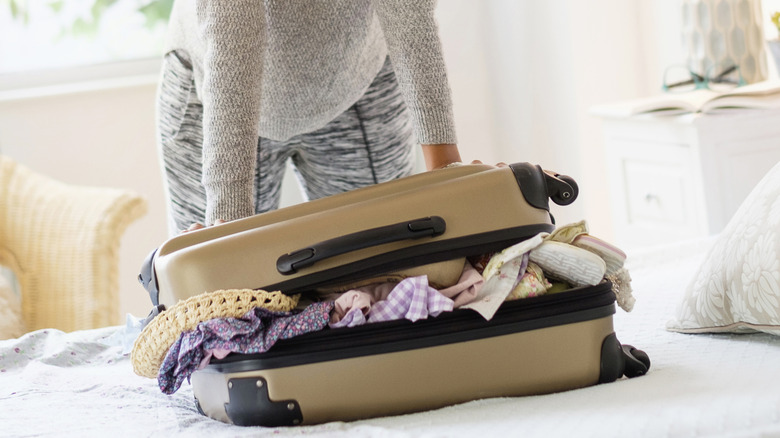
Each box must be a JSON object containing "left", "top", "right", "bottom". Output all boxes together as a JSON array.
[{"left": 592, "top": 79, "right": 780, "bottom": 118}]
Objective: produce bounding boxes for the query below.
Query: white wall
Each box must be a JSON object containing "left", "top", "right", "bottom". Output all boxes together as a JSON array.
[
  {"left": 0, "top": 81, "right": 167, "bottom": 320},
  {"left": 4, "top": 0, "right": 766, "bottom": 322},
  {"left": 0, "top": 79, "right": 309, "bottom": 321},
  {"left": 437, "top": 0, "right": 686, "bottom": 237}
]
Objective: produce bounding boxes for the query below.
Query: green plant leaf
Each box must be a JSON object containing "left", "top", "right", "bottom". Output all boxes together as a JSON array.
[
  {"left": 8, "top": 0, "right": 18, "bottom": 17},
  {"left": 91, "top": 0, "right": 119, "bottom": 23},
  {"left": 48, "top": 0, "right": 64, "bottom": 14},
  {"left": 8, "top": 0, "right": 30, "bottom": 25},
  {"left": 71, "top": 16, "right": 100, "bottom": 38},
  {"left": 138, "top": 0, "right": 173, "bottom": 29}
]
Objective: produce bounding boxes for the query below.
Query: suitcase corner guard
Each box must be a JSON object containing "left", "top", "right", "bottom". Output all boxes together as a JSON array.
[
  {"left": 216, "top": 377, "right": 303, "bottom": 427},
  {"left": 598, "top": 333, "right": 651, "bottom": 384},
  {"left": 138, "top": 248, "right": 160, "bottom": 307}
]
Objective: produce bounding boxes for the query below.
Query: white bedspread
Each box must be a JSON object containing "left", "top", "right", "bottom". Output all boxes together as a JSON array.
[{"left": 2, "top": 238, "right": 780, "bottom": 438}]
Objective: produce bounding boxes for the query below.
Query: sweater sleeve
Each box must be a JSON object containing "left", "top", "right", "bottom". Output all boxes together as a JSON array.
[
  {"left": 196, "top": 0, "right": 264, "bottom": 224},
  {"left": 373, "top": 0, "right": 457, "bottom": 145}
]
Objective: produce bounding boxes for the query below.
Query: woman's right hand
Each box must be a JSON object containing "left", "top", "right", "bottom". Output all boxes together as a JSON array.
[
  {"left": 181, "top": 219, "right": 226, "bottom": 234},
  {"left": 469, "top": 160, "right": 508, "bottom": 168}
]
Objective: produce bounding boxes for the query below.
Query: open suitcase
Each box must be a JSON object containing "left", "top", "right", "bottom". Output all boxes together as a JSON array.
[{"left": 138, "top": 162, "right": 650, "bottom": 426}]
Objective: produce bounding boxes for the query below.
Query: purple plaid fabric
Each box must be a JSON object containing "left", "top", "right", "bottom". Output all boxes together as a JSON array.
[
  {"left": 329, "top": 275, "right": 455, "bottom": 329},
  {"left": 158, "top": 301, "right": 333, "bottom": 394},
  {"left": 368, "top": 275, "right": 454, "bottom": 323}
]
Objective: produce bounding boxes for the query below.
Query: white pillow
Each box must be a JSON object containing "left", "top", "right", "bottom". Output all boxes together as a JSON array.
[{"left": 667, "top": 161, "right": 780, "bottom": 336}]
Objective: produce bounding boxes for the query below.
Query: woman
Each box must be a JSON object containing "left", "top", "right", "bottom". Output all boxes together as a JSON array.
[{"left": 156, "top": 0, "right": 462, "bottom": 236}]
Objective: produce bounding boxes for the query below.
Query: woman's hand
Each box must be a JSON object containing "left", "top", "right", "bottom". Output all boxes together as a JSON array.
[
  {"left": 469, "top": 160, "right": 508, "bottom": 168},
  {"left": 421, "top": 144, "right": 508, "bottom": 170},
  {"left": 181, "top": 219, "right": 226, "bottom": 234}
]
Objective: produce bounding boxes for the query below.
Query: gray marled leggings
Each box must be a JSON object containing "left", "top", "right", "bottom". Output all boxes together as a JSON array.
[{"left": 157, "top": 55, "right": 415, "bottom": 235}]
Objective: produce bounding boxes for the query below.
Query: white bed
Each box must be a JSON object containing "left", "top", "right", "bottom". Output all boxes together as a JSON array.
[{"left": 3, "top": 235, "right": 780, "bottom": 438}]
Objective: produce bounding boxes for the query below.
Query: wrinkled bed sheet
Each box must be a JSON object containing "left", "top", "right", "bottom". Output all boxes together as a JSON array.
[{"left": 2, "top": 237, "right": 780, "bottom": 438}]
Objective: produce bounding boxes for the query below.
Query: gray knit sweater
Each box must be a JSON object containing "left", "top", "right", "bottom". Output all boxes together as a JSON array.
[{"left": 165, "top": 0, "right": 457, "bottom": 224}]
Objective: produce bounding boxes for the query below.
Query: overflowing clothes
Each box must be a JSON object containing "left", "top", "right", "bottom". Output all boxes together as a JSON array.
[
  {"left": 329, "top": 275, "right": 454, "bottom": 328},
  {"left": 158, "top": 301, "right": 333, "bottom": 394},
  {"left": 329, "top": 261, "right": 484, "bottom": 328}
]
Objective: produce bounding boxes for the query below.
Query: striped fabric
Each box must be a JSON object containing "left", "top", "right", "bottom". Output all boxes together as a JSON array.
[{"left": 157, "top": 56, "right": 415, "bottom": 236}]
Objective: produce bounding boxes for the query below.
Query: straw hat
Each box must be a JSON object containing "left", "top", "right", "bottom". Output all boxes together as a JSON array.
[{"left": 131, "top": 289, "right": 299, "bottom": 378}]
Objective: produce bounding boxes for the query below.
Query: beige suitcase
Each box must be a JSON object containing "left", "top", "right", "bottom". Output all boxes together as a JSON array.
[{"left": 137, "top": 162, "right": 649, "bottom": 426}]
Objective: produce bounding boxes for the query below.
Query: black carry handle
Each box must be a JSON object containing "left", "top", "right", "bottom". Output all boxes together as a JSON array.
[{"left": 276, "top": 216, "right": 446, "bottom": 275}]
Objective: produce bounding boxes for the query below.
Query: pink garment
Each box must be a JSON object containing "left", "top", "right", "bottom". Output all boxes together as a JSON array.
[
  {"left": 329, "top": 261, "right": 483, "bottom": 322},
  {"left": 330, "top": 291, "right": 373, "bottom": 326},
  {"left": 328, "top": 282, "right": 396, "bottom": 324},
  {"left": 437, "top": 261, "right": 483, "bottom": 307},
  {"left": 332, "top": 299, "right": 370, "bottom": 327},
  {"left": 328, "top": 262, "right": 484, "bottom": 327},
  {"left": 198, "top": 348, "right": 232, "bottom": 369},
  {"left": 330, "top": 275, "right": 454, "bottom": 328}
]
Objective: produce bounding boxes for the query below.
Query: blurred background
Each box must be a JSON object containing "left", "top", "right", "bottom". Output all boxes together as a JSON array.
[{"left": 1, "top": 0, "right": 779, "bottom": 320}]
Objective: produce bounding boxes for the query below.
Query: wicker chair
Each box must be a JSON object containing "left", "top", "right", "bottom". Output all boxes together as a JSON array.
[{"left": 0, "top": 155, "right": 147, "bottom": 333}]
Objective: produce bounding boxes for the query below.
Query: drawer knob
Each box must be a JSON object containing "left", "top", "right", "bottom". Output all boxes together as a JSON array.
[{"left": 644, "top": 193, "right": 659, "bottom": 203}]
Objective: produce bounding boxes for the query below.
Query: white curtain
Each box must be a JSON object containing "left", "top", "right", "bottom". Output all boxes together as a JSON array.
[{"left": 436, "top": 0, "right": 686, "bottom": 235}]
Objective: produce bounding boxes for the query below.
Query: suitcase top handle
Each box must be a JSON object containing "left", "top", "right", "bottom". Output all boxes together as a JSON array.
[{"left": 276, "top": 216, "right": 447, "bottom": 275}]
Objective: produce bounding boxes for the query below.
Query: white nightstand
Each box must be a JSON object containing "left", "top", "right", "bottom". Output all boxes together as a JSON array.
[{"left": 592, "top": 107, "right": 780, "bottom": 249}]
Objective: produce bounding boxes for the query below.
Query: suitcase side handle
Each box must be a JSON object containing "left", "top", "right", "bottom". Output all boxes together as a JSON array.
[{"left": 276, "top": 216, "right": 446, "bottom": 275}]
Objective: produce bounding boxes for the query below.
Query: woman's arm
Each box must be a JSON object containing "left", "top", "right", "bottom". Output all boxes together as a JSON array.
[
  {"left": 374, "top": 0, "right": 460, "bottom": 168},
  {"left": 196, "top": 0, "right": 264, "bottom": 225},
  {"left": 421, "top": 143, "right": 462, "bottom": 170}
]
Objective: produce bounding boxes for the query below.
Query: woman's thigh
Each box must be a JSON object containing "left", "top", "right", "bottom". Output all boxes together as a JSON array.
[
  {"left": 157, "top": 51, "right": 208, "bottom": 235},
  {"left": 254, "top": 137, "right": 297, "bottom": 214},
  {"left": 293, "top": 59, "right": 416, "bottom": 200}
]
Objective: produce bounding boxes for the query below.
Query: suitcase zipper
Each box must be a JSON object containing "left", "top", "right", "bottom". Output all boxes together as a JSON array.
[
  {"left": 265, "top": 223, "right": 555, "bottom": 295},
  {"left": 207, "top": 282, "right": 616, "bottom": 373}
]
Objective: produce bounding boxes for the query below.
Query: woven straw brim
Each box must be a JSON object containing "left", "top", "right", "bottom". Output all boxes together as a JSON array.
[{"left": 131, "top": 289, "right": 299, "bottom": 378}]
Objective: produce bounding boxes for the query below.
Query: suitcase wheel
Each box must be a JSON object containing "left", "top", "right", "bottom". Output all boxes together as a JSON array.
[
  {"left": 599, "top": 333, "right": 651, "bottom": 383},
  {"left": 621, "top": 344, "right": 651, "bottom": 378},
  {"left": 547, "top": 174, "right": 579, "bottom": 206},
  {"left": 509, "top": 162, "right": 579, "bottom": 211}
]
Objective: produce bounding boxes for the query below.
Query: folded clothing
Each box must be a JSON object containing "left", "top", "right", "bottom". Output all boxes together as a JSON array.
[
  {"left": 507, "top": 262, "right": 551, "bottom": 300},
  {"left": 529, "top": 240, "right": 606, "bottom": 287},
  {"left": 539, "top": 220, "right": 633, "bottom": 311},
  {"left": 572, "top": 234, "right": 626, "bottom": 276}
]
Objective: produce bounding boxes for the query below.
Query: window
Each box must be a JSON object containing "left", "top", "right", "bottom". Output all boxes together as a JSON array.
[{"left": 0, "top": 0, "right": 171, "bottom": 89}]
